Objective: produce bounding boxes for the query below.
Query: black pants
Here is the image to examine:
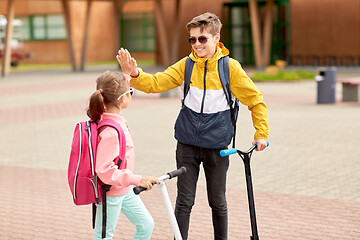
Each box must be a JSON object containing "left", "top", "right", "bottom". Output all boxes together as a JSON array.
[{"left": 175, "top": 142, "right": 229, "bottom": 240}]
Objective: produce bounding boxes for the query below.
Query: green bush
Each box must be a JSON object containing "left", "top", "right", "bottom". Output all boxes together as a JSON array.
[
  {"left": 250, "top": 70, "right": 316, "bottom": 82},
  {"left": 10, "top": 59, "right": 156, "bottom": 72}
]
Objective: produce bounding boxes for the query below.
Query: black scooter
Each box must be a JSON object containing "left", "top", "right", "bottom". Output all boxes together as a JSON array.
[{"left": 220, "top": 142, "right": 269, "bottom": 240}]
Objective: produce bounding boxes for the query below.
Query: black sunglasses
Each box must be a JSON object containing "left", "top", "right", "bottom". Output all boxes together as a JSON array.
[{"left": 188, "top": 36, "right": 208, "bottom": 45}]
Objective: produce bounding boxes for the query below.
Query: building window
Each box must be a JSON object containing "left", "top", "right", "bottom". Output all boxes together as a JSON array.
[
  {"left": 223, "top": 1, "right": 290, "bottom": 65},
  {"left": 18, "top": 14, "right": 67, "bottom": 41},
  {"left": 121, "top": 13, "right": 155, "bottom": 52}
]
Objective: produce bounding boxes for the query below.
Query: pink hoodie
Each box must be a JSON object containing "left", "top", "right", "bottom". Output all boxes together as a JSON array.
[{"left": 95, "top": 113, "right": 142, "bottom": 197}]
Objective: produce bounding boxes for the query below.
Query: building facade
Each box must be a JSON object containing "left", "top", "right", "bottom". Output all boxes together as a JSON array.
[{"left": 1, "top": 0, "right": 359, "bottom": 67}]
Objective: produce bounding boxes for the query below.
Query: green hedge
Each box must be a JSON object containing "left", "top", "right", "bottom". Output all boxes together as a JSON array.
[{"left": 250, "top": 70, "right": 316, "bottom": 82}]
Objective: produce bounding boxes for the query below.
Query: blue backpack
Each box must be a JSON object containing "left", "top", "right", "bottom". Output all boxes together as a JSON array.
[{"left": 183, "top": 56, "right": 239, "bottom": 148}]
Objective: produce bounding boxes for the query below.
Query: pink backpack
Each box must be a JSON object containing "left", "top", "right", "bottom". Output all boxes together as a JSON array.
[{"left": 68, "top": 118, "right": 126, "bottom": 238}]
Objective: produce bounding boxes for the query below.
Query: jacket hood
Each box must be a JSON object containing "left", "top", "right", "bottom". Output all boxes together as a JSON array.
[{"left": 189, "top": 42, "right": 229, "bottom": 63}]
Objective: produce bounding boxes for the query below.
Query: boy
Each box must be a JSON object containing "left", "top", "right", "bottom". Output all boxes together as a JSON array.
[{"left": 117, "top": 12, "right": 269, "bottom": 240}]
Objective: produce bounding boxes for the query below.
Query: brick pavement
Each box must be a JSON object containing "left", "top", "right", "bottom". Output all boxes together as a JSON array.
[{"left": 0, "top": 67, "right": 360, "bottom": 239}]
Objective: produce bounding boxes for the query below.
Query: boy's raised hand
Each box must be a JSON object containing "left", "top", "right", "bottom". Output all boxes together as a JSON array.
[{"left": 116, "top": 48, "right": 139, "bottom": 77}]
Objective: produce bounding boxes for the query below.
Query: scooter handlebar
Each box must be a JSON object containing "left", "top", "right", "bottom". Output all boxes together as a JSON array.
[
  {"left": 168, "top": 166, "right": 187, "bottom": 179},
  {"left": 133, "top": 167, "right": 187, "bottom": 195},
  {"left": 255, "top": 141, "right": 270, "bottom": 148},
  {"left": 220, "top": 148, "right": 237, "bottom": 157},
  {"left": 133, "top": 186, "right": 147, "bottom": 195},
  {"left": 220, "top": 141, "right": 269, "bottom": 157}
]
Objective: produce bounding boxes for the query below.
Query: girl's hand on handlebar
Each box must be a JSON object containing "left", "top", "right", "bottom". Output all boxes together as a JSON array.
[
  {"left": 252, "top": 139, "right": 268, "bottom": 151},
  {"left": 139, "top": 176, "right": 159, "bottom": 190}
]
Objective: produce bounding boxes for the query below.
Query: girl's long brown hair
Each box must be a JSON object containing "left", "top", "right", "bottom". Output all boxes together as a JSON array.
[{"left": 87, "top": 71, "right": 129, "bottom": 121}]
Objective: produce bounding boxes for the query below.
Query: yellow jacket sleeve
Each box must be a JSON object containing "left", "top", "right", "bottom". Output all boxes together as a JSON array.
[
  {"left": 130, "top": 58, "right": 187, "bottom": 93},
  {"left": 229, "top": 59, "right": 270, "bottom": 140}
]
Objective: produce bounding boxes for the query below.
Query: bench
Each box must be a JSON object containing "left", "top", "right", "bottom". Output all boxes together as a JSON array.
[{"left": 338, "top": 77, "right": 360, "bottom": 102}]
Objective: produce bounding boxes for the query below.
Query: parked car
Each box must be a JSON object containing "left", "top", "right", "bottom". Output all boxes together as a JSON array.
[{"left": 0, "top": 15, "right": 32, "bottom": 67}]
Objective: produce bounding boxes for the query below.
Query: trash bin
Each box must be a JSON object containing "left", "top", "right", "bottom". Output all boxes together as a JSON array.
[{"left": 315, "top": 67, "right": 337, "bottom": 104}]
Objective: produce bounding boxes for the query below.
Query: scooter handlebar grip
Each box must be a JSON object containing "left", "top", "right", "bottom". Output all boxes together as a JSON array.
[
  {"left": 133, "top": 186, "right": 147, "bottom": 195},
  {"left": 254, "top": 141, "right": 270, "bottom": 149},
  {"left": 220, "top": 148, "right": 237, "bottom": 157},
  {"left": 168, "top": 166, "right": 187, "bottom": 179}
]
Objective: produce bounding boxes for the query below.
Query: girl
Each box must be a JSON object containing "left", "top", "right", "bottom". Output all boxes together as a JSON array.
[{"left": 87, "top": 71, "right": 159, "bottom": 240}]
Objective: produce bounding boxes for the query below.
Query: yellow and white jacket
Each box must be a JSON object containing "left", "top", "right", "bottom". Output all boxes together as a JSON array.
[{"left": 130, "top": 43, "right": 269, "bottom": 149}]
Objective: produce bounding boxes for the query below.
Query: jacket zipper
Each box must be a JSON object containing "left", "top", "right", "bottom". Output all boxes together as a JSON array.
[
  {"left": 73, "top": 122, "right": 82, "bottom": 199},
  {"left": 90, "top": 176, "right": 99, "bottom": 203},
  {"left": 195, "top": 60, "right": 208, "bottom": 145}
]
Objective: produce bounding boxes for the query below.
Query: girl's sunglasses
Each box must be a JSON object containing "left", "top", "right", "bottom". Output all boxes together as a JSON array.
[
  {"left": 117, "top": 87, "right": 134, "bottom": 100},
  {"left": 188, "top": 36, "right": 208, "bottom": 45}
]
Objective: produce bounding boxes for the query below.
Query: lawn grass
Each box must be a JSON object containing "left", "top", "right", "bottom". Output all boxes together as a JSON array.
[
  {"left": 8, "top": 59, "right": 156, "bottom": 72},
  {"left": 10, "top": 63, "right": 72, "bottom": 72},
  {"left": 249, "top": 70, "right": 317, "bottom": 82}
]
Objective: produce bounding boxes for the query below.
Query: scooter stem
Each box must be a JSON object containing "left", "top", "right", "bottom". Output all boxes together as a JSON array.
[
  {"left": 159, "top": 182, "right": 183, "bottom": 240},
  {"left": 241, "top": 152, "right": 259, "bottom": 240}
]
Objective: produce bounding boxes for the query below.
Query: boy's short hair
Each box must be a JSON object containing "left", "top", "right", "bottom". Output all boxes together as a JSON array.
[{"left": 186, "top": 12, "right": 222, "bottom": 35}]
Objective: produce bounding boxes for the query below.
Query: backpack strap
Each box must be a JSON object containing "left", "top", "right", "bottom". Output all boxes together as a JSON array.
[
  {"left": 218, "top": 56, "right": 237, "bottom": 148},
  {"left": 101, "top": 184, "right": 111, "bottom": 238},
  {"left": 96, "top": 119, "right": 127, "bottom": 239},
  {"left": 183, "top": 57, "right": 195, "bottom": 107},
  {"left": 92, "top": 203, "right": 96, "bottom": 229},
  {"left": 97, "top": 119, "right": 126, "bottom": 167}
]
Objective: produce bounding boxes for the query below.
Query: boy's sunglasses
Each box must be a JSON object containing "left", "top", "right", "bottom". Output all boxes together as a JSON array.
[
  {"left": 188, "top": 36, "right": 208, "bottom": 45},
  {"left": 117, "top": 87, "right": 134, "bottom": 100}
]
